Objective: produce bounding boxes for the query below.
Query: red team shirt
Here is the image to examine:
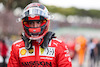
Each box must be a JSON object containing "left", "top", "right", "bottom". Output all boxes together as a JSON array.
[{"left": 8, "top": 38, "right": 72, "bottom": 67}]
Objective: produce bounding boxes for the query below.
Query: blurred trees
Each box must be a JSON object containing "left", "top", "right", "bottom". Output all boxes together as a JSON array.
[
  {"left": 0, "top": 0, "right": 100, "bottom": 18},
  {"left": 0, "top": 0, "right": 39, "bottom": 10},
  {"left": 88, "top": 9, "right": 100, "bottom": 18},
  {"left": 0, "top": 0, "right": 39, "bottom": 36},
  {"left": 46, "top": 5, "right": 100, "bottom": 18},
  {"left": 0, "top": 0, "right": 100, "bottom": 36}
]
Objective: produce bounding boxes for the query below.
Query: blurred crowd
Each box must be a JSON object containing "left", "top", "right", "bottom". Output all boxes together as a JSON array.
[
  {"left": 0, "top": 39, "right": 8, "bottom": 67},
  {"left": 59, "top": 34, "right": 100, "bottom": 67},
  {"left": 0, "top": 34, "right": 100, "bottom": 67},
  {"left": 0, "top": 35, "right": 19, "bottom": 67}
]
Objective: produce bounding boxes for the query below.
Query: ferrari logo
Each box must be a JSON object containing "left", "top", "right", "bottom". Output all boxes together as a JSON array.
[
  {"left": 20, "top": 49, "right": 26, "bottom": 55},
  {"left": 40, "top": 47, "right": 44, "bottom": 54}
]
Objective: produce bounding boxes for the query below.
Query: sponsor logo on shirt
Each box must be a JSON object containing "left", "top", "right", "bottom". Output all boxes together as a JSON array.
[
  {"left": 21, "top": 61, "right": 52, "bottom": 67},
  {"left": 28, "top": 48, "right": 34, "bottom": 54},
  {"left": 40, "top": 57, "right": 53, "bottom": 60},
  {"left": 40, "top": 47, "right": 44, "bottom": 54},
  {"left": 20, "top": 49, "right": 27, "bottom": 55},
  {"left": 19, "top": 46, "right": 35, "bottom": 57},
  {"left": 39, "top": 47, "right": 55, "bottom": 57},
  {"left": 19, "top": 46, "right": 55, "bottom": 57}
]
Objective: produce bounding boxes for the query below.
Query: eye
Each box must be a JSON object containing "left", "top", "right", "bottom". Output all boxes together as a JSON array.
[
  {"left": 37, "top": 21, "right": 41, "bottom": 24},
  {"left": 28, "top": 22, "right": 33, "bottom": 24}
]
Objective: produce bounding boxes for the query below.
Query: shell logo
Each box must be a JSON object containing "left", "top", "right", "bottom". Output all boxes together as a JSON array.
[{"left": 20, "top": 49, "right": 27, "bottom": 55}]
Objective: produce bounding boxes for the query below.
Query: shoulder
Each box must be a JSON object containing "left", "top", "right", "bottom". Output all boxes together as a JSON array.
[
  {"left": 51, "top": 38, "right": 67, "bottom": 48},
  {"left": 51, "top": 38, "right": 70, "bottom": 57},
  {"left": 52, "top": 38, "right": 63, "bottom": 43},
  {"left": 12, "top": 39, "right": 24, "bottom": 48}
]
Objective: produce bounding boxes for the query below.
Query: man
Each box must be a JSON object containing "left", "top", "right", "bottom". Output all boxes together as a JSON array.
[
  {"left": 8, "top": 3, "right": 72, "bottom": 67},
  {"left": 75, "top": 35, "right": 87, "bottom": 67},
  {"left": 88, "top": 38, "right": 97, "bottom": 67},
  {"left": 94, "top": 41, "right": 100, "bottom": 67},
  {"left": 0, "top": 39, "right": 8, "bottom": 67}
]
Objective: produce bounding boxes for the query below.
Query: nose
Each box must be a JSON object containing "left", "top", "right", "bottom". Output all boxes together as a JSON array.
[{"left": 33, "top": 22, "right": 38, "bottom": 27}]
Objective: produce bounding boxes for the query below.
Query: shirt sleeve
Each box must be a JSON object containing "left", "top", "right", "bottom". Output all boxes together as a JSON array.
[
  {"left": 56, "top": 41, "right": 72, "bottom": 67},
  {"left": 7, "top": 44, "right": 20, "bottom": 67}
]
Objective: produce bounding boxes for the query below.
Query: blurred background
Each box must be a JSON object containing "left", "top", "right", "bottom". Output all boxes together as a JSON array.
[{"left": 0, "top": 0, "right": 100, "bottom": 67}]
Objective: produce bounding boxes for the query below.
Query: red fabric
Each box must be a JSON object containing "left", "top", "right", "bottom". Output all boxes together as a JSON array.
[
  {"left": 0, "top": 41, "right": 8, "bottom": 57},
  {"left": 8, "top": 39, "right": 72, "bottom": 67},
  {"left": 28, "top": 16, "right": 40, "bottom": 20},
  {"left": 29, "top": 27, "right": 41, "bottom": 33}
]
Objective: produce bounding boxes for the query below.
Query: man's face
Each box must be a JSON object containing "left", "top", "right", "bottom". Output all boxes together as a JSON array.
[
  {"left": 23, "top": 20, "right": 47, "bottom": 28},
  {"left": 28, "top": 20, "right": 42, "bottom": 27}
]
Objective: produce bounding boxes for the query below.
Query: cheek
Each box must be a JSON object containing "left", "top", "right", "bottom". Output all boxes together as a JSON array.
[{"left": 29, "top": 24, "right": 33, "bottom": 27}]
